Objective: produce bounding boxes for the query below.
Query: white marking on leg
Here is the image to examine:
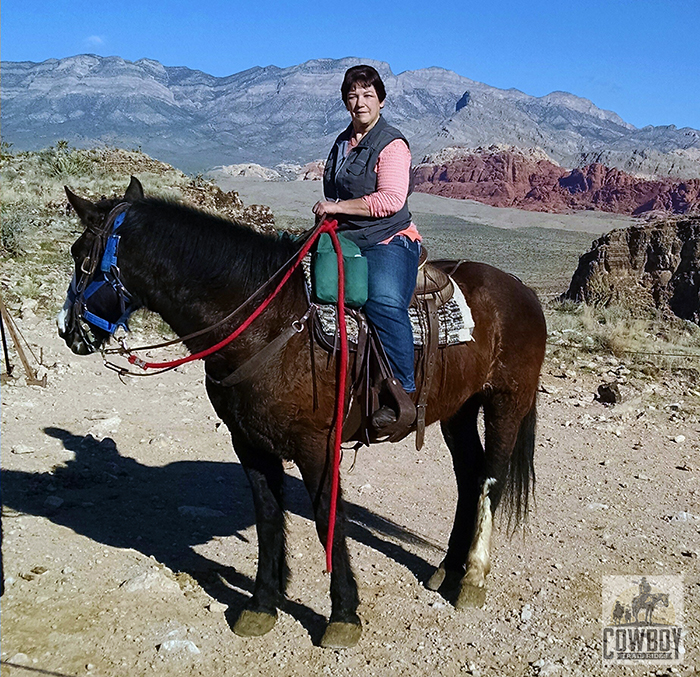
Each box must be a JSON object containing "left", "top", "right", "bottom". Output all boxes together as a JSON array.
[{"left": 464, "top": 477, "right": 497, "bottom": 588}]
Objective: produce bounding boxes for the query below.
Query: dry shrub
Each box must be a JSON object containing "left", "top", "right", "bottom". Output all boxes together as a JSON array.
[
  {"left": 547, "top": 298, "right": 700, "bottom": 376},
  {"left": 1, "top": 144, "right": 273, "bottom": 316}
]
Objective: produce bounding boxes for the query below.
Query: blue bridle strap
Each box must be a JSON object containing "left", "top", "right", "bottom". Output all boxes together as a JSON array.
[
  {"left": 75, "top": 208, "right": 136, "bottom": 335},
  {"left": 100, "top": 211, "right": 125, "bottom": 273}
]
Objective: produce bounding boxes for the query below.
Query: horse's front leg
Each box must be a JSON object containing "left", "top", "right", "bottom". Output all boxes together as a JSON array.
[
  {"left": 428, "top": 398, "right": 486, "bottom": 601},
  {"left": 232, "top": 443, "right": 288, "bottom": 637},
  {"left": 296, "top": 452, "right": 361, "bottom": 648}
]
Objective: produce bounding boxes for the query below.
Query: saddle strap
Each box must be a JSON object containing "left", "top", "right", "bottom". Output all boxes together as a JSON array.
[{"left": 414, "top": 297, "right": 440, "bottom": 450}]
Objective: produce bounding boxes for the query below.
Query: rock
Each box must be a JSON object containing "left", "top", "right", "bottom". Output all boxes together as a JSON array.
[
  {"left": 44, "top": 496, "right": 64, "bottom": 510},
  {"left": 206, "top": 600, "right": 228, "bottom": 614},
  {"left": 521, "top": 604, "right": 533, "bottom": 622},
  {"left": 669, "top": 511, "right": 699, "bottom": 523},
  {"left": 539, "top": 660, "right": 562, "bottom": 676},
  {"left": 157, "top": 639, "right": 200, "bottom": 655},
  {"left": 88, "top": 416, "right": 122, "bottom": 439},
  {"left": 596, "top": 383, "right": 621, "bottom": 404},
  {"left": 673, "top": 435, "right": 686, "bottom": 443},
  {"left": 20, "top": 299, "right": 38, "bottom": 319},
  {"left": 214, "top": 163, "right": 282, "bottom": 180},
  {"left": 412, "top": 148, "right": 700, "bottom": 216},
  {"left": 120, "top": 569, "right": 181, "bottom": 594},
  {"left": 562, "top": 217, "right": 700, "bottom": 323},
  {"left": 11, "top": 444, "right": 34, "bottom": 454},
  {"left": 297, "top": 160, "right": 325, "bottom": 181},
  {"left": 9, "top": 653, "right": 31, "bottom": 665},
  {"left": 587, "top": 503, "right": 609, "bottom": 510}
]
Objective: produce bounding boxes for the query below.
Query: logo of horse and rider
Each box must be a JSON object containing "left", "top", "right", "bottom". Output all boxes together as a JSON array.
[{"left": 609, "top": 577, "right": 676, "bottom": 627}]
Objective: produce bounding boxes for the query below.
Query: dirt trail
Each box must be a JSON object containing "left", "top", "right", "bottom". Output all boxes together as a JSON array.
[{"left": 1, "top": 311, "right": 699, "bottom": 677}]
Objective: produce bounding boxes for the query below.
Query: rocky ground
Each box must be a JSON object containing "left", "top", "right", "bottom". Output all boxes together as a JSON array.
[
  {"left": 1, "top": 295, "right": 699, "bottom": 677},
  {"left": 1, "top": 157, "right": 698, "bottom": 676}
]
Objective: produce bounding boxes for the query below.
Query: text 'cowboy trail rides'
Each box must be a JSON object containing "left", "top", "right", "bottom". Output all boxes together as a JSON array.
[{"left": 602, "top": 575, "right": 684, "bottom": 666}]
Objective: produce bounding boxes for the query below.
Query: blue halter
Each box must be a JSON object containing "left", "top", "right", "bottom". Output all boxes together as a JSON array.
[{"left": 68, "top": 210, "right": 138, "bottom": 335}]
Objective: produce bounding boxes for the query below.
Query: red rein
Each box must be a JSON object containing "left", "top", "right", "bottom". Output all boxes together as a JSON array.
[{"left": 127, "top": 219, "right": 347, "bottom": 573}]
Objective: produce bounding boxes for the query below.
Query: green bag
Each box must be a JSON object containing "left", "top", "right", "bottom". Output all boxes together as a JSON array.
[{"left": 312, "top": 232, "right": 368, "bottom": 308}]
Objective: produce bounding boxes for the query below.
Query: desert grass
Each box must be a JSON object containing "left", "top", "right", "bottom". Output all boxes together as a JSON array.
[
  {"left": 0, "top": 144, "right": 226, "bottom": 331},
  {"left": 546, "top": 300, "right": 700, "bottom": 381}
]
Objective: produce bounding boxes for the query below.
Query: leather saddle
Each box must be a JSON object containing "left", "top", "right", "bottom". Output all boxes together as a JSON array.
[{"left": 316, "top": 248, "right": 454, "bottom": 450}]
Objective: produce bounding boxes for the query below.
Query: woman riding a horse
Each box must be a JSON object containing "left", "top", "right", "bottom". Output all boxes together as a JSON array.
[
  {"left": 58, "top": 69, "right": 546, "bottom": 647},
  {"left": 313, "top": 65, "right": 421, "bottom": 431}
]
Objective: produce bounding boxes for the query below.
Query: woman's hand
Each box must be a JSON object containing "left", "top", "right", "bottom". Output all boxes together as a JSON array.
[
  {"left": 312, "top": 200, "right": 339, "bottom": 220},
  {"left": 312, "top": 198, "right": 371, "bottom": 221}
]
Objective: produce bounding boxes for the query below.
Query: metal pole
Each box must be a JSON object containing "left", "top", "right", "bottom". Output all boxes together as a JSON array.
[
  {"left": 0, "top": 309, "right": 13, "bottom": 377},
  {"left": 0, "top": 293, "right": 46, "bottom": 386}
]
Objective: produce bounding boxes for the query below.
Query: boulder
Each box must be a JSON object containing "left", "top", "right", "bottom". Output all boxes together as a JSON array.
[{"left": 562, "top": 217, "right": 700, "bottom": 322}]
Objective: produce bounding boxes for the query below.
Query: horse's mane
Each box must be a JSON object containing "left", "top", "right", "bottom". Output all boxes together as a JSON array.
[{"left": 124, "top": 197, "right": 301, "bottom": 294}]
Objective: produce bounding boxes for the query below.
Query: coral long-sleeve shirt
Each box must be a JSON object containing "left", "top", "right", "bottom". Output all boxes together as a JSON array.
[{"left": 345, "top": 137, "right": 421, "bottom": 242}]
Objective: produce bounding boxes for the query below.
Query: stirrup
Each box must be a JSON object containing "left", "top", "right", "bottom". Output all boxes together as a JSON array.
[{"left": 374, "top": 377, "right": 416, "bottom": 441}]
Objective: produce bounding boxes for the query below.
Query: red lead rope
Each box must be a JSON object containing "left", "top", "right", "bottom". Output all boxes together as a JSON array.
[
  {"left": 126, "top": 219, "right": 348, "bottom": 573},
  {"left": 325, "top": 227, "right": 347, "bottom": 573},
  {"left": 127, "top": 219, "right": 337, "bottom": 370}
]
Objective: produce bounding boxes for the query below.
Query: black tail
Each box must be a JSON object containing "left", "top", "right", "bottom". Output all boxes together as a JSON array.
[{"left": 503, "top": 399, "right": 537, "bottom": 529}]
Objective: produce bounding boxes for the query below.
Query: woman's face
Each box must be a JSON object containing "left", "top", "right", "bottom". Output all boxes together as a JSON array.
[{"left": 345, "top": 83, "right": 384, "bottom": 131}]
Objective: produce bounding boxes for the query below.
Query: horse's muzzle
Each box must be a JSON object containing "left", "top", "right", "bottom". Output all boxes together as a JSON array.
[{"left": 56, "top": 299, "right": 99, "bottom": 355}]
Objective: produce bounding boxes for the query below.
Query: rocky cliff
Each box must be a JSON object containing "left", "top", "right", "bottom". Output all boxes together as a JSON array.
[
  {"left": 412, "top": 147, "right": 700, "bottom": 215},
  {"left": 562, "top": 217, "right": 700, "bottom": 323}
]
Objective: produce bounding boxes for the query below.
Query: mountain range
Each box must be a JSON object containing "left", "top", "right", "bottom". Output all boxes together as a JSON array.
[{"left": 2, "top": 54, "right": 700, "bottom": 177}]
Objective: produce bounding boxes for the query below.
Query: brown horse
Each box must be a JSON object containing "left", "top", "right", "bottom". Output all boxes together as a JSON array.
[{"left": 58, "top": 177, "right": 546, "bottom": 648}]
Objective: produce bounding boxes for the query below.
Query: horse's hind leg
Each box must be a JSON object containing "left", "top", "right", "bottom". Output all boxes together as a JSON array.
[
  {"left": 432, "top": 393, "right": 533, "bottom": 609},
  {"left": 456, "top": 393, "right": 534, "bottom": 608},
  {"left": 295, "top": 452, "right": 361, "bottom": 649},
  {"left": 231, "top": 444, "right": 288, "bottom": 637}
]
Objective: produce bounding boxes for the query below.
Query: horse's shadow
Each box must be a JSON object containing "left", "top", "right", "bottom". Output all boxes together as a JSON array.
[{"left": 1, "top": 427, "right": 441, "bottom": 642}]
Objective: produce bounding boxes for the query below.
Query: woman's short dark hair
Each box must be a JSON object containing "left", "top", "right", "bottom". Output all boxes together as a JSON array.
[{"left": 341, "top": 65, "right": 386, "bottom": 104}]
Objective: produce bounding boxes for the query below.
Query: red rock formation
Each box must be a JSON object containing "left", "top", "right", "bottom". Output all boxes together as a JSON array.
[{"left": 412, "top": 148, "right": 700, "bottom": 215}]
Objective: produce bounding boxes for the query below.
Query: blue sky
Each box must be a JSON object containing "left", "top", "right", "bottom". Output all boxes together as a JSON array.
[{"left": 3, "top": 0, "right": 699, "bottom": 130}]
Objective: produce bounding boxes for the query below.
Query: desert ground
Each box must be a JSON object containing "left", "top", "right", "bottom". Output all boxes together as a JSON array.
[{"left": 1, "top": 177, "right": 698, "bottom": 677}]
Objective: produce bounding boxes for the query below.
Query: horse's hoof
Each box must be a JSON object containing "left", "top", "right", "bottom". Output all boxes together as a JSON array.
[
  {"left": 456, "top": 583, "right": 486, "bottom": 609},
  {"left": 320, "top": 622, "right": 362, "bottom": 649},
  {"left": 233, "top": 609, "right": 277, "bottom": 637},
  {"left": 427, "top": 564, "right": 446, "bottom": 591}
]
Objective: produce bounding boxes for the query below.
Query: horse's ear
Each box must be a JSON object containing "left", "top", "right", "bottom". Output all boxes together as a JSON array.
[
  {"left": 124, "top": 176, "right": 144, "bottom": 203},
  {"left": 65, "top": 186, "right": 100, "bottom": 223}
]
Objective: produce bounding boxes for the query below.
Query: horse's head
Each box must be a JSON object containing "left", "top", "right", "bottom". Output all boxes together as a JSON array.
[{"left": 57, "top": 176, "right": 144, "bottom": 355}]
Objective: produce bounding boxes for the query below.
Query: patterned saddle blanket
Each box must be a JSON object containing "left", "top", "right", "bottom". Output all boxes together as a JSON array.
[{"left": 302, "top": 256, "right": 474, "bottom": 347}]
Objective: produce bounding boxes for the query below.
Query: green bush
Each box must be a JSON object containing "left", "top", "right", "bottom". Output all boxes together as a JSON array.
[
  {"left": 40, "top": 142, "right": 93, "bottom": 178},
  {"left": 1, "top": 208, "right": 26, "bottom": 255}
]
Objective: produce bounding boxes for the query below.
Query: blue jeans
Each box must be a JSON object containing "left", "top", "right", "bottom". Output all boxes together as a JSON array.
[{"left": 361, "top": 235, "right": 421, "bottom": 393}]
